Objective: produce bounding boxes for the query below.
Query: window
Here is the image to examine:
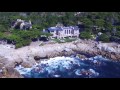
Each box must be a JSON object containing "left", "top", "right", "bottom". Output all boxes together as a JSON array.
[
  {"left": 69, "top": 30, "right": 70, "bottom": 34},
  {"left": 56, "top": 30, "right": 59, "bottom": 35},
  {"left": 66, "top": 30, "right": 68, "bottom": 34},
  {"left": 65, "top": 30, "right": 66, "bottom": 34},
  {"left": 51, "top": 31, "right": 54, "bottom": 32},
  {"left": 71, "top": 30, "right": 74, "bottom": 34}
]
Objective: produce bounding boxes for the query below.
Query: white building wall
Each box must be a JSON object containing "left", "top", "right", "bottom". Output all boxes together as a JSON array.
[
  {"left": 49, "top": 27, "right": 80, "bottom": 39},
  {"left": 74, "top": 30, "right": 80, "bottom": 37},
  {"left": 50, "top": 31, "right": 57, "bottom": 38}
]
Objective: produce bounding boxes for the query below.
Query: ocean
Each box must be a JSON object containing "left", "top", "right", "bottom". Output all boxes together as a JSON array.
[{"left": 15, "top": 55, "right": 120, "bottom": 78}]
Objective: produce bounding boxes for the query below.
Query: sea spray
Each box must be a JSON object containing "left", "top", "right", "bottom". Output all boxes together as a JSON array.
[{"left": 15, "top": 55, "right": 120, "bottom": 78}]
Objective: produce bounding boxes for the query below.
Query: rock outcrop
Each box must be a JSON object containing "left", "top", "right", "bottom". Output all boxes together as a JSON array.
[
  {"left": 0, "top": 39, "right": 120, "bottom": 74},
  {"left": 0, "top": 67, "right": 23, "bottom": 78},
  {"left": 76, "top": 54, "right": 87, "bottom": 60}
]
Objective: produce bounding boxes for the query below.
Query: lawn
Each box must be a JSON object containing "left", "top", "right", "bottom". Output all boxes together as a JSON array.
[{"left": 51, "top": 37, "right": 77, "bottom": 43}]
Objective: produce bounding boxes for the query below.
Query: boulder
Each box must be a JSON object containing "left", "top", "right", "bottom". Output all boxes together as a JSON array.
[
  {"left": 1, "top": 67, "right": 23, "bottom": 78},
  {"left": 0, "top": 56, "right": 8, "bottom": 65},
  {"left": 100, "top": 51, "right": 106, "bottom": 56},
  {"left": 34, "top": 56, "right": 48, "bottom": 61},
  {"left": 76, "top": 54, "right": 87, "bottom": 59},
  {"left": 110, "top": 54, "right": 117, "bottom": 60},
  {"left": 14, "top": 58, "right": 23, "bottom": 64},
  {"left": 13, "top": 58, "right": 23, "bottom": 67},
  {"left": 115, "top": 54, "right": 120, "bottom": 60},
  {"left": 0, "top": 63, "right": 4, "bottom": 69},
  {"left": 4, "top": 58, "right": 23, "bottom": 68},
  {"left": 0, "top": 72, "right": 3, "bottom": 77},
  {"left": 21, "top": 61, "right": 33, "bottom": 68},
  {"left": 5, "top": 61, "right": 16, "bottom": 68}
]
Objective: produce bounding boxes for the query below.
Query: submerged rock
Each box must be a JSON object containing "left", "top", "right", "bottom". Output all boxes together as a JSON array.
[{"left": 75, "top": 68, "right": 99, "bottom": 77}]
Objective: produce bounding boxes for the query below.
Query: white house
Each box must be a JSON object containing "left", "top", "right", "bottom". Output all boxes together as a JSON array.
[{"left": 44, "top": 26, "right": 80, "bottom": 39}]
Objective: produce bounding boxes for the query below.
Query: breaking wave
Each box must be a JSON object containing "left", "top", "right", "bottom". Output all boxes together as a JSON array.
[{"left": 15, "top": 55, "right": 120, "bottom": 78}]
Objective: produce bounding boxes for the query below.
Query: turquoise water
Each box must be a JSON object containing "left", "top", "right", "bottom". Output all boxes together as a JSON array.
[{"left": 15, "top": 55, "right": 120, "bottom": 78}]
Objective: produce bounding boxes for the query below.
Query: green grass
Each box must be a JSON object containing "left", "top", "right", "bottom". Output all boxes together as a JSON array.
[
  {"left": 52, "top": 38, "right": 62, "bottom": 43},
  {"left": 64, "top": 38, "right": 76, "bottom": 42},
  {"left": 51, "top": 37, "right": 77, "bottom": 43}
]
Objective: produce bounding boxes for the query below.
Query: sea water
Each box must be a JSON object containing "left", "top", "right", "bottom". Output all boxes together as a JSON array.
[{"left": 15, "top": 55, "right": 120, "bottom": 78}]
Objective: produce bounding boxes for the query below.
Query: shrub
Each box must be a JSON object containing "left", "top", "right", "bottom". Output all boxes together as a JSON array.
[
  {"left": 79, "top": 31, "right": 92, "bottom": 39},
  {"left": 40, "top": 32, "right": 52, "bottom": 37},
  {"left": 0, "top": 32, "right": 4, "bottom": 39},
  {"left": 64, "top": 38, "right": 76, "bottom": 42},
  {"left": 98, "top": 33, "right": 110, "bottom": 42},
  {"left": 116, "top": 31, "right": 120, "bottom": 37},
  {"left": 0, "top": 25, "right": 7, "bottom": 32},
  {"left": 110, "top": 36, "right": 120, "bottom": 43},
  {"left": 22, "top": 39, "right": 31, "bottom": 46},
  {"left": 15, "top": 43, "right": 23, "bottom": 49}
]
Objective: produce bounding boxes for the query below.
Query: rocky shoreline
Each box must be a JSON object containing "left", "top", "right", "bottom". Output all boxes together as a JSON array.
[
  {"left": 0, "top": 39, "right": 120, "bottom": 78},
  {"left": 31, "top": 39, "right": 120, "bottom": 61}
]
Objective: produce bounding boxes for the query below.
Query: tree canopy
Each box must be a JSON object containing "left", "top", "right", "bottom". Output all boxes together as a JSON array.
[{"left": 0, "top": 12, "right": 120, "bottom": 48}]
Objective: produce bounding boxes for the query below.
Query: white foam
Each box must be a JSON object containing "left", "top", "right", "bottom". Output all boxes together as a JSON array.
[
  {"left": 88, "top": 57, "right": 94, "bottom": 61},
  {"left": 89, "top": 69, "right": 99, "bottom": 77},
  {"left": 0, "top": 69, "right": 2, "bottom": 73},
  {"left": 75, "top": 69, "right": 82, "bottom": 76},
  {"left": 15, "top": 65, "right": 32, "bottom": 75},
  {"left": 40, "top": 56, "right": 78, "bottom": 69},
  {"left": 93, "top": 60, "right": 98, "bottom": 64},
  {"left": 53, "top": 74, "right": 61, "bottom": 78},
  {"left": 15, "top": 56, "right": 101, "bottom": 78},
  {"left": 89, "top": 69, "right": 96, "bottom": 74}
]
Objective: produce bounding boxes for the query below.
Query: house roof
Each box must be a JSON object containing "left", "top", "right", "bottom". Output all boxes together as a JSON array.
[
  {"left": 48, "top": 27, "right": 62, "bottom": 31},
  {"left": 48, "top": 26, "right": 79, "bottom": 32}
]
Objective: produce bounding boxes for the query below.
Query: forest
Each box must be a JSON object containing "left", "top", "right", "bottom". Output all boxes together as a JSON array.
[{"left": 0, "top": 12, "right": 120, "bottom": 48}]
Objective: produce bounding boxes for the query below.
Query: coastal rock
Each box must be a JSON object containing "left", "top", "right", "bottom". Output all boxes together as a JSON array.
[
  {"left": 21, "top": 61, "right": 33, "bottom": 68},
  {"left": 14, "top": 58, "right": 23, "bottom": 64},
  {"left": 110, "top": 54, "right": 117, "bottom": 60},
  {"left": 0, "top": 56, "right": 24, "bottom": 68},
  {"left": 5, "top": 58, "right": 33, "bottom": 68},
  {"left": 0, "top": 72, "right": 3, "bottom": 77},
  {"left": 5, "top": 58, "right": 23, "bottom": 68},
  {"left": 115, "top": 54, "right": 120, "bottom": 60},
  {"left": 4, "top": 62, "right": 15, "bottom": 68},
  {"left": 64, "top": 47, "right": 72, "bottom": 52},
  {"left": 0, "top": 63, "right": 4, "bottom": 69},
  {"left": 1, "top": 67, "right": 23, "bottom": 78},
  {"left": 99, "top": 51, "right": 106, "bottom": 56},
  {"left": 76, "top": 54, "right": 87, "bottom": 59},
  {"left": 0, "top": 39, "right": 120, "bottom": 70},
  {"left": 13, "top": 58, "right": 23, "bottom": 67},
  {"left": 62, "top": 47, "right": 74, "bottom": 56},
  {"left": 46, "top": 50, "right": 60, "bottom": 58},
  {"left": 34, "top": 56, "right": 41, "bottom": 61},
  {"left": 0, "top": 56, "right": 8, "bottom": 65},
  {"left": 104, "top": 52, "right": 110, "bottom": 58}
]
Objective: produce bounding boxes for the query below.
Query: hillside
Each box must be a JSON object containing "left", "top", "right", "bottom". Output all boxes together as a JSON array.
[{"left": 0, "top": 12, "right": 120, "bottom": 48}]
